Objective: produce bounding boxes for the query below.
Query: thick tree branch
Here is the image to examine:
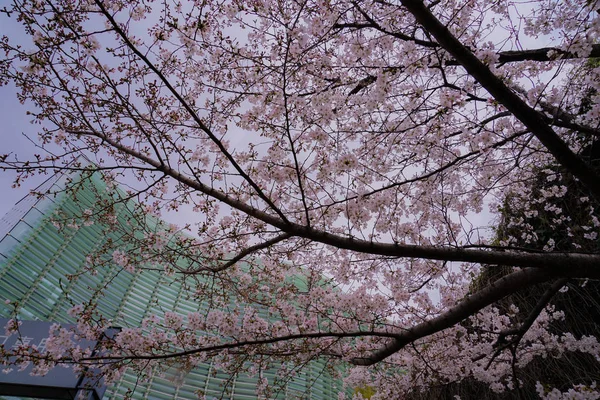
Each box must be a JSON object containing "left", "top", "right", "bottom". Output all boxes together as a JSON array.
[
  {"left": 497, "top": 45, "right": 600, "bottom": 64},
  {"left": 399, "top": 0, "right": 600, "bottom": 201},
  {"left": 511, "top": 85, "right": 600, "bottom": 137},
  {"left": 68, "top": 129, "right": 600, "bottom": 275},
  {"left": 336, "top": 9, "right": 600, "bottom": 64},
  {"left": 351, "top": 268, "right": 553, "bottom": 365}
]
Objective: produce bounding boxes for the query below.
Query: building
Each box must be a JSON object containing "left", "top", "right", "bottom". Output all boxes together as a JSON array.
[{"left": 0, "top": 172, "right": 343, "bottom": 399}]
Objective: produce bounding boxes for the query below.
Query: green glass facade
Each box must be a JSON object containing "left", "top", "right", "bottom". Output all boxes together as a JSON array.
[{"left": 0, "top": 173, "right": 342, "bottom": 399}]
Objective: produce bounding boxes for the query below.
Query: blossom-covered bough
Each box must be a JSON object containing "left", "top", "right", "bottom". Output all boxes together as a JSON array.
[{"left": 1, "top": 0, "right": 600, "bottom": 398}]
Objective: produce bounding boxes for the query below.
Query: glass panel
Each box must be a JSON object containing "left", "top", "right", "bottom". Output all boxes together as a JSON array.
[{"left": 0, "top": 235, "right": 21, "bottom": 258}]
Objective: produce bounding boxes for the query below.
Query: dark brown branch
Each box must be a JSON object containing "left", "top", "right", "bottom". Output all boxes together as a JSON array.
[
  {"left": 182, "top": 232, "right": 292, "bottom": 274},
  {"left": 348, "top": 75, "right": 377, "bottom": 96},
  {"left": 549, "top": 118, "right": 600, "bottom": 137},
  {"left": 474, "top": 278, "right": 569, "bottom": 368},
  {"left": 511, "top": 86, "right": 600, "bottom": 137},
  {"left": 337, "top": 2, "right": 439, "bottom": 48},
  {"left": 351, "top": 268, "right": 553, "bottom": 366},
  {"left": 68, "top": 128, "right": 600, "bottom": 275},
  {"left": 332, "top": 22, "right": 374, "bottom": 30},
  {"left": 282, "top": 28, "right": 311, "bottom": 227},
  {"left": 399, "top": 0, "right": 600, "bottom": 201},
  {"left": 495, "top": 278, "right": 569, "bottom": 346},
  {"left": 336, "top": 10, "right": 600, "bottom": 65},
  {"left": 78, "top": 330, "right": 398, "bottom": 362},
  {"left": 497, "top": 45, "right": 600, "bottom": 64}
]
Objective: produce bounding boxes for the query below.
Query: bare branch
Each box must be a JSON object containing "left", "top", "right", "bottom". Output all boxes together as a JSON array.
[{"left": 497, "top": 45, "right": 600, "bottom": 64}]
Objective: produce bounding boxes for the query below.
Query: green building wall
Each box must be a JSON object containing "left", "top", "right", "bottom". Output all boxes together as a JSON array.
[{"left": 0, "top": 173, "right": 342, "bottom": 399}]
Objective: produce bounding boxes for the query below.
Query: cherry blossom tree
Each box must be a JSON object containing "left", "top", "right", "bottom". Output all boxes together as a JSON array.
[{"left": 1, "top": 0, "right": 600, "bottom": 398}]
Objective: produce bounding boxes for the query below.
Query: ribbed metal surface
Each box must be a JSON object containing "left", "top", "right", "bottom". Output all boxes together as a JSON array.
[{"left": 0, "top": 174, "right": 342, "bottom": 399}]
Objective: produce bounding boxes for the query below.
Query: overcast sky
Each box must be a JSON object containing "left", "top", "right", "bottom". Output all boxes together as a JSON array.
[
  {"left": 0, "top": 83, "right": 46, "bottom": 218},
  {"left": 0, "top": 9, "right": 43, "bottom": 218}
]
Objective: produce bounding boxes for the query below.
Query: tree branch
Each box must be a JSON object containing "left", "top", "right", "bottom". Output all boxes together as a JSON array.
[
  {"left": 92, "top": 0, "right": 290, "bottom": 224},
  {"left": 351, "top": 267, "right": 553, "bottom": 365},
  {"left": 494, "top": 278, "right": 569, "bottom": 347},
  {"left": 399, "top": 0, "right": 600, "bottom": 201},
  {"left": 78, "top": 330, "right": 398, "bottom": 363},
  {"left": 181, "top": 232, "right": 292, "bottom": 274},
  {"left": 68, "top": 128, "right": 600, "bottom": 275},
  {"left": 471, "top": 278, "right": 569, "bottom": 367},
  {"left": 497, "top": 45, "right": 600, "bottom": 64}
]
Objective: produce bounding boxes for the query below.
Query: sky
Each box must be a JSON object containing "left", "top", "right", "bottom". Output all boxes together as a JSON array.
[
  {"left": 0, "top": 6, "right": 46, "bottom": 218},
  {"left": 0, "top": 83, "right": 48, "bottom": 218}
]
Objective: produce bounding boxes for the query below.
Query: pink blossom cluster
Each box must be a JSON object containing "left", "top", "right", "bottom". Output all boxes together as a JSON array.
[{"left": 1, "top": 0, "right": 600, "bottom": 398}]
